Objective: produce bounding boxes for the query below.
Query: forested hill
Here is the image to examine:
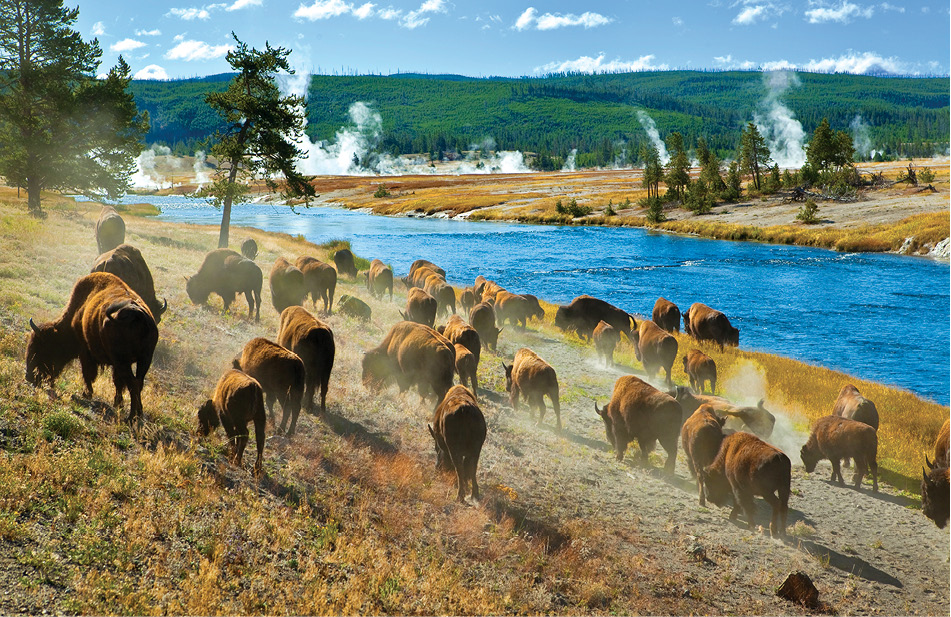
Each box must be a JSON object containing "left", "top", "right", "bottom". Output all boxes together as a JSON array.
[{"left": 131, "top": 70, "right": 950, "bottom": 166}]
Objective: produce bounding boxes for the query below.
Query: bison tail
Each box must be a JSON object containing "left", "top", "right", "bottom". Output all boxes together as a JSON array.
[{"left": 232, "top": 358, "right": 242, "bottom": 370}]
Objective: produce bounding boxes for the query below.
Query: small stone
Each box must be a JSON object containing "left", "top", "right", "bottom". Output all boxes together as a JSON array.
[{"left": 776, "top": 571, "right": 820, "bottom": 609}]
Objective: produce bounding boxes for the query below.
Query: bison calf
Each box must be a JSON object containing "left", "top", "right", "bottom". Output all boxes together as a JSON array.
[
  {"left": 428, "top": 385, "right": 487, "bottom": 502},
  {"left": 469, "top": 301, "right": 502, "bottom": 350},
  {"left": 681, "top": 405, "right": 726, "bottom": 505},
  {"left": 800, "top": 415, "right": 878, "bottom": 492},
  {"left": 198, "top": 369, "right": 266, "bottom": 474},
  {"left": 701, "top": 432, "right": 790, "bottom": 538},
  {"left": 278, "top": 306, "right": 335, "bottom": 414},
  {"left": 234, "top": 338, "right": 306, "bottom": 436},
  {"left": 652, "top": 297, "right": 681, "bottom": 333},
  {"left": 503, "top": 348, "right": 561, "bottom": 430},
  {"left": 593, "top": 320, "right": 620, "bottom": 366},
  {"left": 682, "top": 349, "right": 716, "bottom": 394}
]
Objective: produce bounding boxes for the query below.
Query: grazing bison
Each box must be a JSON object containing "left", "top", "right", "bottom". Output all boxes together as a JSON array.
[
  {"left": 670, "top": 386, "right": 775, "bottom": 439},
  {"left": 701, "top": 432, "right": 790, "bottom": 538},
  {"left": 922, "top": 461, "right": 949, "bottom": 529},
  {"left": 91, "top": 244, "right": 167, "bottom": 325},
  {"left": 424, "top": 276, "right": 456, "bottom": 316},
  {"left": 362, "top": 321, "right": 455, "bottom": 404},
  {"left": 187, "top": 249, "right": 263, "bottom": 321},
  {"left": 366, "top": 259, "right": 394, "bottom": 301},
  {"left": 278, "top": 307, "right": 335, "bottom": 414},
  {"left": 296, "top": 256, "right": 337, "bottom": 313},
  {"left": 26, "top": 272, "right": 158, "bottom": 423},
  {"left": 521, "top": 294, "right": 546, "bottom": 322},
  {"left": 681, "top": 405, "right": 727, "bottom": 505},
  {"left": 801, "top": 415, "right": 878, "bottom": 492},
  {"left": 503, "top": 348, "right": 561, "bottom": 430},
  {"left": 682, "top": 349, "right": 716, "bottom": 394},
  {"left": 452, "top": 343, "right": 479, "bottom": 400},
  {"left": 410, "top": 259, "right": 446, "bottom": 279},
  {"left": 440, "top": 315, "right": 481, "bottom": 366},
  {"left": 555, "top": 295, "right": 635, "bottom": 340},
  {"left": 337, "top": 294, "right": 371, "bottom": 322},
  {"left": 428, "top": 385, "right": 486, "bottom": 502},
  {"left": 593, "top": 320, "right": 620, "bottom": 366},
  {"left": 240, "top": 238, "right": 258, "bottom": 260},
  {"left": 652, "top": 297, "right": 681, "bottom": 333},
  {"left": 198, "top": 369, "right": 266, "bottom": 474},
  {"left": 269, "top": 257, "right": 306, "bottom": 313},
  {"left": 459, "top": 288, "right": 476, "bottom": 314},
  {"left": 401, "top": 288, "right": 437, "bottom": 328},
  {"left": 96, "top": 205, "right": 125, "bottom": 255},
  {"left": 594, "top": 375, "right": 682, "bottom": 473},
  {"left": 234, "top": 337, "right": 306, "bottom": 436},
  {"left": 469, "top": 301, "right": 501, "bottom": 350},
  {"left": 683, "top": 303, "right": 739, "bottom": 350},
  {"left": 495, "top": 291, "right": 534, "bottom": 329},
  {"left": 831, "top": 384, "right": 879, "bottom": 430},
  {"left": 632, "top": 319, "right": 678, "bottom": 386},
  {"left": 933, "top": 418, "right": 950, "bottom": 468},
  {"left": 333, "top": 248, "right": 358, "bottom": 278}
]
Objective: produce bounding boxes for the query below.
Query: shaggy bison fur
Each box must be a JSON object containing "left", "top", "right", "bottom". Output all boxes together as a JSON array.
[
  {"left": 801, "top": 415, "right": 878, "bottom": 492},
  {"left": 681, "top": 404, "right": 727, "bottom": 505},
  {"left": 91, "top": 244, "right": 167, "bottom": 324},
  {"left": 362, "top": 321, "right": 455, "bottom": 404},
  {"left": 593, "top": 320, "right": 620, "bottom": 366},
  {"left": 682, "top": 349, "right": 717, "bottom": 394},
  {"left": 333, "top": 248, "right": 358, "bottom": 278},
  {"left": 234, "top": 337, "right": 306, "bottom": 436},
  {"left": 296, "top": 256, "right": 337, "bottom": 313},
  {"left": 555, "top": 295, "right": 635, "bottom": 340},
  {"left": 652, "top": 297, "right": 681, "bottom": 333},
  {"left": 278, "top": 306, "right": 335, "bottom": 414},
  {"left": 401, "top": 288, "right": 438, "bottom": 328},
  {"left": 428, "top": 385, "right": 487, "bottom": 502},
  {"left": 367, "top": 259, "right": 394, "bottom": 300},
  {"left": 198, "top": 369, "right": 266, "bottom": 474},
  {"left": 503, "top": 348, "right": 561, "bottom": 430},
  {"left": 683, "top": 303, "right": 739, "bottom": 350},
  {"left": 96, "top": 205, "right": 125, "bottom": 255},
  {"left": 632, "top": 319, "right": 678, "bottom": 386},
  {"left": 186, "top": 248, "right": 262, "bottom": 321},
  {"left": 469, "top": 301, "right": 501, "bottom": 350},
  {"left": 269, "top": 257, "right": 306, "bottom": 313}
]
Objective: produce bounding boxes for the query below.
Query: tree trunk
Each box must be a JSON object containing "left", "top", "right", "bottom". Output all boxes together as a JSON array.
[
  {"left": 27, "top": 174, "right": 42, "bottom": 218},
  {"left": 217, "top": 158, "right": 241, "bottom": 249}
]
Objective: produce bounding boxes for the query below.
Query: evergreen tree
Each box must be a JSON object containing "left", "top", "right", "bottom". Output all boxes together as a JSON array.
[
  {"left": 204, "top": 34, "right": 316, "bottom": 248},
  {"left": 738, "top": 121, "right": 771, "bottom": 191},
  {"left": 0, "top": 0, "right": 147, "bottom": 216},
  {"left": 640, "top": 143, "right": 662, "bottom": 199},
  {"left": 723, "top": 160, "right": 743, "bottom": 201},
  {"left": 698, "top": 138, "right": 726, "bottom": 193},
  {"left": 664, "top": 131, "right": 690, "bottom": 202}
]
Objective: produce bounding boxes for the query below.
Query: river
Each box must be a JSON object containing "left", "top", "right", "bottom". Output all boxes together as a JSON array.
[{"left": 93, "top": 195, "right": 951, "bottom": 405}]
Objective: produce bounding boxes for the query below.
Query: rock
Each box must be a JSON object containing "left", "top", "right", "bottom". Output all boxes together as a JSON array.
[
  {"left": 928, "top": 237, "right": 950, "bottom": 259},
  {"left": 776, "top": 571, "right": 820, "bottom": 609},
  {"left": 897, "top": 237, "right": 914, "bottom": 255}
]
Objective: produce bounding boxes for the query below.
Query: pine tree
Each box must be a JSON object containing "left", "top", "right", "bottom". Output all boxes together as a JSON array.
[
  {"left": 723, "top": 160, "right": 743, "bottom": 201},
  {"left": 640, "top": 143, "right": 662, "bottom": 199},
  {"left": 738, "top": 121, "right": 771, "bottom": 191},
  {"left": 664, "top": 132, "right": 690, "bottom": 202}
]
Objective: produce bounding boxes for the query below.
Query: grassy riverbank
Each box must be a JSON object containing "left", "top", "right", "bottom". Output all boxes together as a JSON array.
[{"left": 0, "top": 190, "right": 947, "bottom": 614}]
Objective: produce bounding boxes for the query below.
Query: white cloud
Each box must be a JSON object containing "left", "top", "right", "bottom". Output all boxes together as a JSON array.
[
  {"left": 294, "top": 0, "right": 352, "bottom": 20},
  {"left": 168, "top": 7, "right": 211, "bottom": 20},
  {"left": 878, "top": 2, "right": 904, "bottom": 12},
  {"left": 804, "top": 1, "right": 874, "bottom": 23},
  {"left": 715, "top": 50, "right": 911, "bottom": 74},
  {"left": 734, "top": 5, "right": 768, "bottom": 24},
  {"left": 731, "top": 1, "right": 788, "bottom": 25},
  {"left": 514, "top": 7, "right": 612, "bottom": 30},
  {"left": 134, "top": 64, "right": 169, "bottom": 80},
  {"left": 672, "top": 16, "right": 684, "bottom": 26},
  {"left": 227, "top": 0, "right": 262, "bottom": 10},
  {"left": 401, "top": 0, "right": 447, "bottom": 29},
  {"left": 91, "top": 21, "right": 105, "bottom": 36},
  {"left": 353, "top": 2, "right": 375, "bottom": 19},
  {"left": 514, "top": 7, "right": 537, "bottom": 30},
  {"left": 377, "top": 7, "right": 400, "bottom": 19},
  {"left": 165, "top": 39, "right": 234, "bottom": 61},
  {"left": 136, "top": 29, "right": 162, "bottom": 36},
  {"left": 535, "top": 53, "right": 668, "bottom": 74},
  {"left": 111, "top": 38, "right": 147, "bottom": 53}
]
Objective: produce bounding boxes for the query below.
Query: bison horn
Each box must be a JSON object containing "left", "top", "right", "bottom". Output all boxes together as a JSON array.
[
  {"left": 924, "top": 469, "right": 931, "bottom": 483},
  {"left": 427, "top": 424, "right": 436, "bottom": 439},
  {"left": 594, "top": 401, "right": 603, "bottom": 416},
  {"left": 29, "top": 318, "right": 39, "bottom": 333},
  {"left": 757, "top": 399, "right": 765, "bottom": 409},
  {"left": 926, "top": 456, "right": 935, "bottom": 470},
  {"left": 159, "top": 298, "right": 168, "bottom": 314}
]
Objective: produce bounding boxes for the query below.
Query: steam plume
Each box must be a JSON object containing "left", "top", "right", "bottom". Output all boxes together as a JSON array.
[
  {"left": 753, "top": 71, "right": 806, "bottom": 168},
  {"left": 636, "top": 110, "right": 670, "bottom": 165},
  {"left": 562, "top": 149, "right": 577, "bottom": 172},
  {"left": 850, "top": 115, "right": 874, "bottom": 158},
  {"left": 193, "top": 150, "right": 211, "bottom": 187},
  {"left": 130, "top": 145, "right": 172, "bottom": 190}
]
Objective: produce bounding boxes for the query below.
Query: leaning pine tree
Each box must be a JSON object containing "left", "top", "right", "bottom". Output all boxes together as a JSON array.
[{"left": 204, "top": 34, "right": 315, "bottom": 248}]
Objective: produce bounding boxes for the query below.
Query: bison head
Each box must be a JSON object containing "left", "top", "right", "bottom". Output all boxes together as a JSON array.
[
  {"left": 185, "top": 275, "right": 210, "bottom": 305},
  {"left": 682, "top": 312, "right": 691, "bottom": 335},
  {"left": 25, "top": 319, "right": 74, "bottom": 387},
  {"left": 361, "top": 349, "right": 389, "bottom": 389},
  {"left": 699, "top": 466, "right": 732, "bottom": 508},
  {"left": 594, "top": 402, "right": 615, "bottom": 450},
  {"left": 554, "top": 306, "right": 569, "bottom": 331},
  {"left": 726, "top": 326, "right": 740, "bottom": 347},
  {"left": 427, "top": 424, "right": 452, "bottom": 472},
  {"left": 197, "top": 399, "right": 220, "bottom": 436},
  {"left": 922, "top": 463, "right": 950, "bottom": 529},
  {"left": 485, "top": 326, "right": 502, "bottom": 349},
  {"left": 799, "top": 443, "right": 821, "bottom": 473}
]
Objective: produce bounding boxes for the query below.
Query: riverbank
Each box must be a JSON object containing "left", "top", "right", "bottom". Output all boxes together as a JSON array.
[{"left": 0, "top": 194, "right": 947, "bottom": 614}]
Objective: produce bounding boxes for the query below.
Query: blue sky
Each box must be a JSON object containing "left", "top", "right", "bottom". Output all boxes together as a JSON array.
[{"left": 77, "top": 1, "right": 950, "bottom": 80}]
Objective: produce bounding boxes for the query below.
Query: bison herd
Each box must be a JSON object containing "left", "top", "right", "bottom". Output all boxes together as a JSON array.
[{"left": 25, "top": 206, "right": 951, "bottom": 530}]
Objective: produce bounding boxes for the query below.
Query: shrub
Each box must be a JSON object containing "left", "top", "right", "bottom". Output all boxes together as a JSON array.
[
  {"left": 640, "top": 196, "right": 666, "bottom": 223},
  {"left": 373, "top": 185, "right": 390, "bottom": 198},
  {"left": 604, "top": 200, "right": 616, "bottom": 216},
  {"left": 918, "top": 168, "right": 936, "bottom": 184},
  {"left": 557, "top": 198, "right": 591, "bottom": 218},
  {"left": 796, "top": 199, "right": 820, "bottom": 224},
  {"left": 43, "top": 411, "right": 84, "bottom": 441}
]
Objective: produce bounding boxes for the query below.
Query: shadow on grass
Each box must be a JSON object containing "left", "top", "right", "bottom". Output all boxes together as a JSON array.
[
  {"left": 796, "top": 538, "right": 903, "bottom": 588},
  {"left": 321, "top": 408, "right": 399, "bottom": 455},
  {"left": 481, "top": 491, "right": 570, "bottom": 554}
]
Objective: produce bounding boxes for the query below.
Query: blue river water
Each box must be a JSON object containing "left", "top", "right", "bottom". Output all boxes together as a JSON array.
[{"left": 101, "top": 195, "right": 951, "bottom": 405}]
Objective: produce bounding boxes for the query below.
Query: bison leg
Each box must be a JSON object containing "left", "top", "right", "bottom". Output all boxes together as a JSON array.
[
  {"left": 466, "top": 451, "right": 481, "bottom": 501},
  {"left": 830, "top": 458, "right": 844, "bottom": 485},
  {"left": 664, "top": 365, "right": 672, "bottom": 387},
  {"left": 852, "top": 459, "right": 868, "bottom": 490},
  {"left": 232, "top": 432, "right": 249, "bottom": 467},
  {"left": 530, "top": 393, "right": 546, "bottom": 425},
  {"left": 253, "top": 409, "right": 266, "bottom": 476},
  {"left": 549, "top": 392, "right": 561, "bottom": 431},
  {"left": 303, "top": 380, "right": 316, "bottom": 415},
  {"left": 447, "top": 449, "right": 467, "bottom": 503},
  {"left": 660, "top": 435, "right": 677, "bottom": 475},
  {"left": 319, "top": 377, "right": 329, "bottom": 414},
  {"left": 509, "top": 386, "right": 521, "bottom": 415},
  {"left": 868, "top": 456, "right": 878, "bottom": 493},
  {"left": 638, "top": 438, "right": 656, "bottom": 467},
  {"left": 265, "top": 392, "right": 277, "bottom": 425},
  {"left": 78, "top": 351, "right": 98, "bottom": 399},
  {"left": 613, "top": 433, "right": 628, "bottom": 462},
  {"left": 285, "top": 398, "right": 302, "bottom": 437},
  {"left": 761, "top": 490, "right": 785, "bottom": 538},
  {"left": 736, "top": 490, "right": 757, "bottom": 530}
]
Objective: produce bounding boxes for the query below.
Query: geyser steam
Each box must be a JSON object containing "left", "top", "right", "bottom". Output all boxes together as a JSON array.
[{"left": 754, "top": 71, "right": 806, "bottom": 169}]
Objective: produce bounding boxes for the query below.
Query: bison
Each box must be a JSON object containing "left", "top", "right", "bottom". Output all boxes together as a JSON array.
[
  {"left": 922, "top": 461, "right": 949, "bottom": 529},
  {"left": 593, "top": 320, "right": 620, "bottom": 366},
  {"left": 401, "top": 288, "right": 438, "bottom": 328},
  {"left": 555, "top": 295, "right": 635, "bottom": 341},
  {"left": 933, "top": 418, "right": 950, "bottom": 468},
  {"left": 333, "top": 248, "right": 358, "bottom": 278},
  {"left": 26, "top": 272, "right": 158, "bottom": 423},
  {"left": 495, "top": 291, "right": 534, "bottom": 329},
  {"left": 503, "top": 348, "right": 561, "bottom": 430},
  {"left": 681, "top": 404, "right": 727, "bottom": 505},
  {"left": 682, "top": 349, "right": 717, "bottom": 394},
  {"left": 459, "top": 288, "right": 476, "bottom": 314},
  {"left": 198, "top": 369, "right": 266, "bottom": 474},
  {"left": 474, "top": 277, "right": 505, "bottom": 303},
  {"left": 269, "top": 257, "right": 306, "bottom": 313},
  {"left": 670, "top": 386, "right": 775, "bottom": 438},
  {"left": 683, "top": 303, "right": 739, "bottom": 350},
  {"left": 521, "top": 294, "right": 546, "bottom": 322},
  {"left": 277, "top": 306, "right": 335, "bottom": 414},
  {"left": 594, "top": 375, "right": 682, "bottom": 473},
  {"left": 701, "top": 432, "right": 791, "bottom": 538},
  {"left": 632, "top": 319, "right": 678, "bottom": 386},
  {"left": 452, "top": 343, "right": 479, "bottom": 398},
  {"left": 367, "top": 259, "right": 394, "bottom": 301},
  {"left": 440, "top": 315, "right": 481, "bottom": 366},
  {"left": 652, "top": 297, "right": 681, "bottom": 333},
  {"left": 296, "top": 255, "right": 337, "bottom": 313},
  {"left": 96, "top": 205, "right": 125, "bottom": 255},
  {"left": 362, "top": 321, "right": 455, "bottom": 404},
  {"left": 469, "top": 301, "right": 501, "bottom": 350},
  {"left": 91, "top": 244, "right": 167, "bottom": 325},
  {"left": 186, "top": 248, "right": 262, "bottom": 321},
  {"left": 410, "top": 259, "right": 446, "bottom": 279},
  {"left": 337, "top": 294, "right": 372, "bottom": 322},
  {"left": 428, "top": 385, "right": 486, "bottom": 502},
  {"left": 424, "top": 275, "right": 456, "bottom": 316},
  {"left": 234, "top": 337, "right": 306, "bottom": 436},
  {"left": 831, "top": 384, "right": 880, "bottom": 430},
  {"left": 240, "top": 238, "right": 258, "bottom": 260},
  {"left": 801, "top": 415, "right": 878, "bottom": 492}
]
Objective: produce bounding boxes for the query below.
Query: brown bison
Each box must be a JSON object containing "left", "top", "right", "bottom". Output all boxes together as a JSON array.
[
  {"left": 459, "top": 288, "right": 476, "bottom": 314},
  {"left": 198, "top": 369, "right": 266, "bottom": 474},
  {"left": 670, "top": 386, "right": 775, "bottom": 438},
  {"left": 933, "top": 418, "right": 950, "bottom": 468},
  {"left": 362, "top": 321, "right": 455, "bottom": 403},
  {"left": 367, "top": 259, "right": 394, "bottom": 300},
  {"left": 555, "top": 295, "right": 635, "bottom": 340},
  {"left": 474, "top": 277, "right": 505, "bottom": 303},
  {"left": 632, "top": 319, "right": 678, "bottom": 386},
  {"left": 495, "top": 291, "right": 534, "bottom": 329},
  {"left": 26, "top": 272, "right": 158, "bottom": 423},
  {"left": 410, "top": 259, "right": 446, "bottom": 279},
  {"left": 452, "top": 343, "right": 478, "bottom": 400},
  {"left": 440, "top": 315, "right": 481, "bottom": 366},
  {"left": 269, "top": 257, "right": 306, "bottom": 313},
  {"left": 403, "top": 265, "right": 439, "bottom": 290},
  {"left": 652, "top": 297, "right": 681, "bottom": 333},
  {"left": 681, "top": 405, "right": 727, "bottom": 505},
  {"left": 333, "top": 248, "right": 358, "bottom": 278},
  {"left": 521, "top": 294, "right": 546, "bottom": 322},
  {"left": 469, "top": 301, "right": 502, "bottom": 350},
  {"left": 424, "top": 275, "right": 456, "bottom": 316},
  {"left": 240, "top": 238, "right": 258, "bottom": 260},
  {"left": 594, "top": 375, "right": 682, "bottom": 473},
  {"left": 234, "top": 337, "right": 306, "bottom": 436},
  {"left": 831, "top": 384, "right": 879, "bottom": 430},
  {"left": 593, "top": 320, "right": 620, "bottom": 366},
  {"left": 278, "top": 306, "right": 335, "bottom": 414},
  {"left": 187, "top": 248, "right": 262, "bottom": 321},
  {"left": 337, "top": 294, "right": 371, "bottom": 321},
  {"left": 701, "top": 432, "right": 790, "bottom": 538},
  {"left": 91, "top": 244, "right": 167, "bottom": 325},
  {"left": 296, "top": 256, "right": 337, "bottom": 313},
  {"left": 401, "top": 287, "right": 438, "bottom": 328},
  {"left": 800, "top": 415, "right": 878, "bottom": 492},
  {"left": 503, "top": 348, "right": 561, "bottom": 430},
  {"left": 682, "top": 349, "right": 717, "bottom": 394},
  {"left": 428, "top": 385, "right": 486, "bottom": 502},
  {"left": 922, "top": 461, "right": 949, "bottom": 529},
  {"left": 96, "top": 205, "right": 125, "bottom": 254},
  {"left": 683, "top": 303, "right": 739, "bottom": 350}
]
